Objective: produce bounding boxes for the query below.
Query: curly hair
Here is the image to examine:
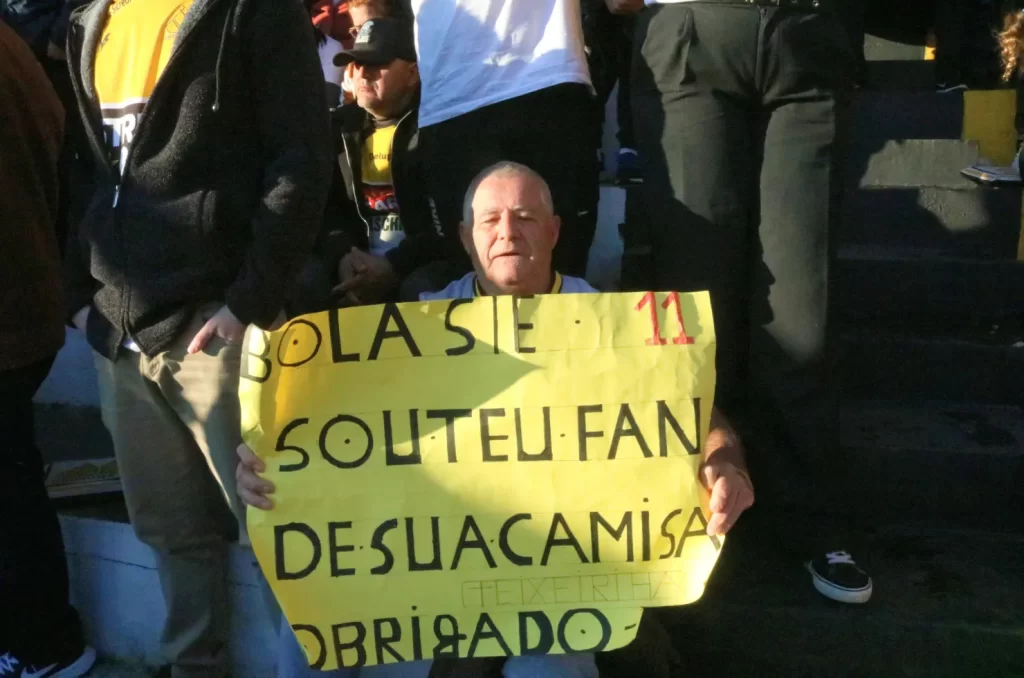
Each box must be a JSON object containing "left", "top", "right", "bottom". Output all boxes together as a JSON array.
[{"left": 999, "top": 10, "right": 1024, "bottom": 82}]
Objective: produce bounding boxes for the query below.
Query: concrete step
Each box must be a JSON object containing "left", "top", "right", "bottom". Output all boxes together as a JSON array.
[
  {"left": 835, "top": 250, "right": 1024, "bottom": 328},
  {"left": 61, "top": 509, "right": 280, "bottom": 677},
  {"left": 841, "top": 401, "right": 1024, "bottom": 532},
  {"left": 853, "top": 92, "right": 964, "bottom": 148},
  {"left": 842, "top": 185, "right": 1022, "bottom": 258},
  {"left": 864, "top": 35, "right": 929, "bottom": 63},
  {"left": 839, "top": 327, "right": 1024, "bottom": 404},
  {"left": 864, "top": 61, "right": 937, "bottom": 92},
  {"left": 851, "top": 139, "right": 980, "bottom": 189},
  {"left": 658, "top": 526, "right": 1024, "bottom": 677}
]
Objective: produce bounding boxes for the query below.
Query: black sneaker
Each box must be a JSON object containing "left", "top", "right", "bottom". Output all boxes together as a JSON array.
[
  {"left": 0, "top": 646, "right": 96, "bottom": 678},
  {"left": 807, "top": 551, "right": 873, "bottom": 604}
]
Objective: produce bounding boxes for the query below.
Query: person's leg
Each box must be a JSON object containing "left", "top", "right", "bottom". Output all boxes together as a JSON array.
[
  {"left": 615, "top": 15, "right": 636, "bottom": 151},
  {"left": 934, "top": 0, "right": 967, "bottom": 87},
  {"left": 498, "top": 84, "right": 598, "bottom": 278},
  {"left": 94, "top": 342, "right": 236, "bottom": 678},
  {"left": 419, "top": 111, "right": 503, "bottom": 269},
  {"left": 0, "top": 357, "right": 92, "bottom": 670},
  {"left": 757, "top": 8, "right": 869, "bottom": 601},
  {"left": 631, "top": 3, "right": 761, "bottom": 420}
]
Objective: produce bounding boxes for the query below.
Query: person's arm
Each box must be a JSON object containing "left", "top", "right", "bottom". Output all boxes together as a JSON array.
[
  {"left": 700, "top": 408, "right": 754, "bottom": 536},
  {"left": 221, "top": 0, "right": 333, "bottom": 330}
]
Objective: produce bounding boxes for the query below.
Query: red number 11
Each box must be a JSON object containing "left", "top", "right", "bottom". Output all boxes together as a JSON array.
[{"left": 635, "top": 291, "right": 695, "bottom": 346}]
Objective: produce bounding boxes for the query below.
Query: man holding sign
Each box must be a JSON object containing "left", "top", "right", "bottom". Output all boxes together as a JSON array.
[{"left": 237, "top": 162, "right": 753, "bottom": 675}]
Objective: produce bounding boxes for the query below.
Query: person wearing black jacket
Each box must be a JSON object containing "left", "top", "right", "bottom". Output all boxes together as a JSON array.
[
  {"left": 63, "top": 0, "right": 331, "bottom": 675},
  {"left": 293, "top": 16, "right": 448, "bottom": 314}
]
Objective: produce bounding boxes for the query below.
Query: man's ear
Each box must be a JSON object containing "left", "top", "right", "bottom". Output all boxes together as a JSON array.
[
  {"left": 549, "top": 215, "right": 561, "bottom": 247},
  {"left": 459, "top": 221, "right": 474, "bottom": 256},
  {"left": 409, "top": 62, "right": 420, "bottom": 87}
]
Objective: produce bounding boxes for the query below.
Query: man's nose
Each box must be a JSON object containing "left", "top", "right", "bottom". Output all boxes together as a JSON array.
[{"left": 495, "top": 210, "right": 519, "bottom": 239}]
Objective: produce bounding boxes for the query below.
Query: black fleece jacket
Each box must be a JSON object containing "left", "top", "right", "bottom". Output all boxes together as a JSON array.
[{"left": 65, "top": 0, "right": 332, "bottom": 359}]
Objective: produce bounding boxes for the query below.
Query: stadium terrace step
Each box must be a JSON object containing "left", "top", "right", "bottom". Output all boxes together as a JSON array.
[
  {"left": 661, "top": 525, "right": 1024, "bottom": 677},
  {"left": 841, "top": 185, "right": 1023, "bottom": 257},
  {"left": 840, "top": 401, "right": 1024, "bottom": 532},
  {"left": 852, "top": 92, "right": 965, "bottom": 147},
  {"left": 851, "top": 139, "right": 980, "bottom": 189},
  {"left": 839, "top": 326, "right": 1024, "bottom": 404},
  {"left": 835, "top": 250, "right": 1024, "bottom": 328}
]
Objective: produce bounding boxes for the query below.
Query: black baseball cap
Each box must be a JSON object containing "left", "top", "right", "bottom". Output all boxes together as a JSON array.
[{"left": 334, "top": 17, "right": 416, "bottom": 67}]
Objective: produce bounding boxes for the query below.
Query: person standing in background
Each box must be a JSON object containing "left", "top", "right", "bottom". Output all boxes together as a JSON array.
[
  {"left": 0, "top": 17, "right": 96, "bottom": 678},
  {"left": 63, "top": 0, "right": 331, "bottom": 674},
  {"left": 406, "top": 0, "right": 598, "bottom": 279},
  {"left": 621, "top": 0, "right": 873, "bottom": 603},
  {"left": 582, "top": 0, "right": 640, "bottom": 184}
]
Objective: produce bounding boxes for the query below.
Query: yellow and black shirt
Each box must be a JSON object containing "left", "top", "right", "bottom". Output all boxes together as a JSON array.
[
  {"left": 94, "top": 0, "right": 194, "bottom": 175},
  {"left": 360, "top": 119, "right": 406, "bottom": 256}
]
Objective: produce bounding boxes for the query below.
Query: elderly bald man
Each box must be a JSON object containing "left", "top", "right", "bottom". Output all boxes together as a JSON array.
[{"left": 237, "top": 161, "right": 754, "bottom": 678}]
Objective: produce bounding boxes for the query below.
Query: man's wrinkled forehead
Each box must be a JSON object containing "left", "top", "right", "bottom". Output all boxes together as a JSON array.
[{"left": 471, "top": 174, "right": 551, "bottom": 217}]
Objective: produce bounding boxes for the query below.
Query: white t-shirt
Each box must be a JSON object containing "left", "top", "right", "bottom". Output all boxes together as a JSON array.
[{"left": 411, "top": 0, "right": 592, "bottom": 128}]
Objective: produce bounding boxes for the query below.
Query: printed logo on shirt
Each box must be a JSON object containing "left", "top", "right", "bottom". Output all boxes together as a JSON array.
[
  {"left": 363, "top": 185, "right": 399, "bottom": 213},
  {"left": 93, "top": 0, "right": 195, "bottom": 175},
  {"left": 101, "top": 100, "right": 146, "bottom": 175}
]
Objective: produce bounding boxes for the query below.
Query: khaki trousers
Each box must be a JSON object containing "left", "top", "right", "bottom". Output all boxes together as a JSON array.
[{"left": 94, "top": 306, "right": 244, "bottom": 678}]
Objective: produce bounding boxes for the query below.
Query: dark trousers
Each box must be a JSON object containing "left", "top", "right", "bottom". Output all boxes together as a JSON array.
[
  {"left": 585, "top": 6, "right": 637, "bottom": 150},
  {"left": 419, "top": 83, "right": 598, "bottom": 278},
  {"left": 0, "top": 357, "right": 83, "bottom": 659},
  {"left": 632, "top": 4, "right": 854, "bottom": 548},
  {"left": 934, "top": 0, "right": 967, "bottom": 86}
]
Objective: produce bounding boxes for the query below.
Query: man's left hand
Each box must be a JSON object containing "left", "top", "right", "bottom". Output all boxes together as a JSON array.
[
  {"left": 188, "top": 305, "right": 247, "bottom": 354},
  {"left": 332, "top": 248, "right": 398, "bottom": 305},
  {"left": 701, "top": 461, "right": 754, "bottom": 537}
]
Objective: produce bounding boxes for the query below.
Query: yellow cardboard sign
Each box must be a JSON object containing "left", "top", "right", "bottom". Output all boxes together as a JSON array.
[{"left": 240, "top": 292, "right": 720, "bottom": 670}]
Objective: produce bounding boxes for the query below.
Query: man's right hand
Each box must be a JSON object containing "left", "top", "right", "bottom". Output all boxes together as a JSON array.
[
  {"left": 72, "top": 306, "right": 90, "bottom": 333},
  {"left": 236, "top": 443, "right": 276, "bottom": 510},
  {"left": 605, "top": 0, "right": 645, "bottom": 14}
]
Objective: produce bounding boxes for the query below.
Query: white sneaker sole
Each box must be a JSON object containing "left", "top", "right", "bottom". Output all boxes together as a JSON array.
[
  {"left": 807, "top": 563, "right": 873, "bottom": 604},
  {"left": 52, "top": 646, "right": 97, "bottom": 678}
]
